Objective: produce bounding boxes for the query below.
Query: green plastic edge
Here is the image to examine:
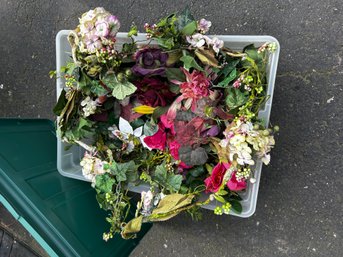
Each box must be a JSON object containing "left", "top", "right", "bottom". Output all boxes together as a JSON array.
[{"left": 0, "top": 194, "right": 58, "bottom": 257}]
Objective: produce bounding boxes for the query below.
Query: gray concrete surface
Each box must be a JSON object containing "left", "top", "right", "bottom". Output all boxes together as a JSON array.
[
  {"left": 0, "top": 0, "right": 342, "bottom": 257},
  {"left": 0, "top": 203, "right": 49, "bottom": 257}
]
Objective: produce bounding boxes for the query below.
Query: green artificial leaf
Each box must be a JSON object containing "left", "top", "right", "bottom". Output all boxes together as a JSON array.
[
  {"left": 90, "top": 80, "right": 109, "bottom": 96},
  {"left": 217, "top": 59, "right": 240, "bottom": 77},
  {"left": 166, "top": 174, "right": 183, "bottom": 192},
  {"left": 242, "top": 44, "right": 265, "bottom": 69},
  {"left": 214, "top": 194, "right": 226, "bottom": 203},
  {"left": 49, "top": 70, "right": 57, "bottom": 79},
  {"left": 130, "top": 118, "right": 145, "bottom": 130},
  {"left": 95, "top": 174, "right": 115, "bottom": 193},
  {"left": 215, "top": 69, "right": 237, "bottom": 88},
  {"left": 190, "top": 147, "right": 208, "bottom": 166},
  {"left": 152, "top": 106, "right": 169, "bottom": 121},
  {"left": 109, "top": 161, "right": 136, "bottom": 182},
  {"left": 177, "top": 7, "right": 195, "bottom": 31},
  {"left": 217, "top": 189, "right": 228, "bottom": 196},
  {"left": 153, "top": 163, "right": 183, "bottom": 193},
  {"left": 189, "top": 166, "right": 205, "bottom": 177},
  {"left": 229, "top": 193, "right": 243, "bottom": 201},
  {"left": 179, "top": 146, "right": 208, "bottom": 166},
  {"left": 53, "top": 89, "right": 67, "bottom": 115},
  {"left": 128, "top": 24, "right": 138, "bottom": 37},
  {"left": 166, "top": 68, "right": 186, "bottom": 83},
  {"left": 229, "top": 199, "right": 242, "bottom": 213},
  {"left": 154, "top": 163, "right": 168, "bottom": 183},
  {"left": 102, "top": 73, "right": 137, "bottom": 100},
  {"left": 244, "top": 44, "right": 261, "bottom": 62},
  {"left": 156, "top": 37, "right": 175, "bottom": 50},
  {"left": 166, "top": 50, "right": 182, "bottom": 66},
  {"left": 194, "top": 48, "right": 220, "bottom": 68},
  {"left": 143, "top": 122, "right": 159, "bottom": 136},
  {"left": 126, "top": 164, "right": 139, "bottom": 183},
  {"left": 66, "top": 62, "right": 79, "bottom": 78},
  {"left": 225, "top": 88, "right": 249, "bottom": 109},
  {"left": 149, "top": 193, "right": 194, "bottom": 221},
  {"left": 121, "top": 215, "right": 143, "bottom": 239},
  {"left": 77, "top": 117, "right": 91, "bottom": 130},
  {"left": 180, "top": 55, "right": 204, "bottom": 71},
  {"left": 181, "top": 21, "right": 197, "bottom": 35}
]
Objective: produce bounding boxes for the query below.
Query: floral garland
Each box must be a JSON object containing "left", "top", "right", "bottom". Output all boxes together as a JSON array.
[{"left": 53, "top": 7, "right": 279, "bottom": 240}]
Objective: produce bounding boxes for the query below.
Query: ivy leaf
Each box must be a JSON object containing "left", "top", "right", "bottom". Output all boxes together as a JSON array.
[
  {"left": 126, "top": 163, "right": 139, "bottom": 183},
  {"left": 180, "top": 55, "right": 204, "bottom": 71},
  {"left": 215, "top": 69, "right": 237, "bottom": 88},
  {"left": 90, "top": 80, "right": 109, "bottom": 96},
  {"left": 153, "top": 163, "right": 183, "bottom": 193},
  {"left": 102, "top": 73, "right": 137, "bottom": 100},
  {"left": 154, "top": 163, "right": 168, "bottom": 183},
  {"left": 166, "top": 174, "right": 183, "bottom": 192},
  {"left": 95, "top": 174, "right": 115, "bottom": 193},
  {"left": 225, "top": 88, "right": 249, "bottom": 109},
  {"left": 109, "top": 161, "right": 136, "bottom": 182}
]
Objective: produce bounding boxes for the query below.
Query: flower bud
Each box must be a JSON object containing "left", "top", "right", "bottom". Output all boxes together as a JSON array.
[{"left": 117, "top": 73, "right": 126, "bottom": 82}]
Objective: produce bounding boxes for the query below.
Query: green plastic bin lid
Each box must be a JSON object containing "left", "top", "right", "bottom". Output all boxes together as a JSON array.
[{"left": 0, "top": 119, "right": 151, "bottom": 257}]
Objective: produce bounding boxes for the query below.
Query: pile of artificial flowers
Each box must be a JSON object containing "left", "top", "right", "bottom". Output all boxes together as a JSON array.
[{"left": 54, "top": 7, "right": 278, "bottom": 240}]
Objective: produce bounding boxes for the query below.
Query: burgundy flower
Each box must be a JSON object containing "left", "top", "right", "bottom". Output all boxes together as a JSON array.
[
  {"left": 135, "top": 77, "right": 175, "bottom": 107},
  {"left": 132, "top": 48, "right": 168, "bottom": 76},
  {"left": 204, "top": 162, "right": 230, "bottom": 193}
]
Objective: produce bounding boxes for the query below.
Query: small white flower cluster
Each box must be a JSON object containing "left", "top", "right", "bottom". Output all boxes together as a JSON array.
[
  {"left": 81, "top": 96, "right": 98, "bottom": 117},
  {"left": 246, "top": 129, "right": 275, "bottom": 165},
  {"left": 80, "top": 152, "right": 108, "bottom": 183},
  {"left": 77, "top": 7, "right": 120, "bottom": 53},
  {"left": 220, "top": 120, "right": 275, "bottom": 166}
]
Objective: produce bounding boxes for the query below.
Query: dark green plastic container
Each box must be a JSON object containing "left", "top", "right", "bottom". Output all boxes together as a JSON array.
[{"left": 0, "top": 119, "right": 151, "bottom": 257}]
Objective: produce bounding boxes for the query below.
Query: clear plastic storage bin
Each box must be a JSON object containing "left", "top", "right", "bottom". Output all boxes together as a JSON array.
[{"left": 56, "top": 30, "right": 280, "bottom": 218}]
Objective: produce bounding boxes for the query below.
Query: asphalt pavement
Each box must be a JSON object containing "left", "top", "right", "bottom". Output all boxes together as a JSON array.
[{"left": 0, "top": 1, "right": 342, "bottom": 257}]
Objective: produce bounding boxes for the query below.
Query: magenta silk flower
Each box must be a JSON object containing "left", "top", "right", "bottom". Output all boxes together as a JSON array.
[
  {"left": 227, "top": 171, "right": 247, "bottom": 191},
  {"left": 204, "top": 162, "right": 230, "bottom": 193}
]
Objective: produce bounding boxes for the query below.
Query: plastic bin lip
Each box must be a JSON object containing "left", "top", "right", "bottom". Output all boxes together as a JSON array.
[{"left": 55, "top": 30, "right": 280, "bottom": 218}]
